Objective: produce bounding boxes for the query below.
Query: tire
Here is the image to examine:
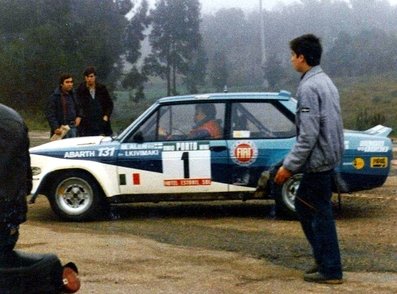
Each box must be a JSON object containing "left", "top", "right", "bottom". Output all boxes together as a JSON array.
[
  {"left": 274, "top": 173, "right": 302, "bottom": 219},
  {"left": 48, "top": 171, "right": 107, "bottom": 221}
]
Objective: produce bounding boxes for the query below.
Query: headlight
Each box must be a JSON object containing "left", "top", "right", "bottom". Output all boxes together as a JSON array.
[{"left": 31, "top": 167, "right": 41, "bottom": 176}]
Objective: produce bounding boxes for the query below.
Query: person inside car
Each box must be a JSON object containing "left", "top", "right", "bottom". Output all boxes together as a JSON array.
[{"left": 189, "top": 104, "right": 222, "bottom": 139}]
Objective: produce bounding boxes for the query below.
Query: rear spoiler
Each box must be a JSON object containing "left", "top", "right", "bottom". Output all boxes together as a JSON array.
[{"left": 364, "top": 125, "right": 392, "bottom": 137}]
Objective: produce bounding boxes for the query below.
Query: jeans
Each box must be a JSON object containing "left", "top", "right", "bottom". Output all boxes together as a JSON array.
[
  {"left": 64, "top": 126, "right": 77, "bottom": 139},
  {"left": 295, "top": 170, "right": 343, "bottom": 279}
]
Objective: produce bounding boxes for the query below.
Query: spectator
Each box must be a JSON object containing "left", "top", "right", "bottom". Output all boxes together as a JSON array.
[
  {"left": 275, "top": 34, "right": 344, "bottom": 284},
  {"left": 45, "top": 74, "right": 82, "bottom": 139},
  {"left": 76, "top": 66, "right": 113, "bottom": 136}
]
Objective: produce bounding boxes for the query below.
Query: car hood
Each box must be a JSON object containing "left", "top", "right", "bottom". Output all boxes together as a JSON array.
[{"left": 30, "top": 136, "right": 113, "bottom": 153}]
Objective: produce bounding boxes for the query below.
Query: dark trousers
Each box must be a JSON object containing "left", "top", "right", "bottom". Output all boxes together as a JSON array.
[
  {"left": 295, "top": 170, "right": 343, "bottom": 279},
  {"left": 0, "top": 227, "right": 19, "bottom": 258}
]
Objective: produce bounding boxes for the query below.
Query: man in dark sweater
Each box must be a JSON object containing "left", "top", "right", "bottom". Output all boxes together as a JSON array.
[{"left": 76, "top": 66, "right": 113, "bottom": 136}]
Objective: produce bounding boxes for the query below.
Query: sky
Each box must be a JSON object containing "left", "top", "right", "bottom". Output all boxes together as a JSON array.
[
  {"left": 144, "top": 0, "right": 397, "bottom": 14},
  {"left": 199, "top": 0, "right": 397, "bottom": 13}
]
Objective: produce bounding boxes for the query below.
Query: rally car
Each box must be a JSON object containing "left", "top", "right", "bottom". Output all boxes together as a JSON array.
[{"left": 30, "top": 91, "right": 393, "bottom": 220}]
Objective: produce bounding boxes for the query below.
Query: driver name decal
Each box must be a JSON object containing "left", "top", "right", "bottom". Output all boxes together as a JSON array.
[{"left": 231, "top": 141, "right": 258, "bottom": 166}]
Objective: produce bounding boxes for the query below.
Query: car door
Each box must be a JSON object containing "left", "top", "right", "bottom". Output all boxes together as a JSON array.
[
  {"left": 117, "top": 101, "right": 229, "bottom": 195},
  {"left": 227, "top": 101, "right": 296, "bottom": 192}
]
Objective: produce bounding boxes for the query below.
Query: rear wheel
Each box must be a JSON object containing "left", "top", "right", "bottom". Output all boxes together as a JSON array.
[
  {"left": 274, "top": 173, "right": 302, "bottom": 218},
  {"left": 48, "top": 171, "right": 107, "bottom": 221}
]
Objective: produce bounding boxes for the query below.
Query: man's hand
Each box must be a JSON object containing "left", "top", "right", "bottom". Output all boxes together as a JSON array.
[
  {"left": 75, "top": 117, "right": 81, "bottom": 127},
  {"left": 103, "top": 115, "right": 109, "bottom": 122},
  {"left": 274, "top": 166, "right": 293, "bottom": 185},
  {"left": 54, "top": 128, "right": 62, "bottom": 135}
]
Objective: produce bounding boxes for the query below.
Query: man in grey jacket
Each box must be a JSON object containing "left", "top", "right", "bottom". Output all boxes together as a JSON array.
[{"left": 275, "top": 34, "right": 344, "bottom": 284}]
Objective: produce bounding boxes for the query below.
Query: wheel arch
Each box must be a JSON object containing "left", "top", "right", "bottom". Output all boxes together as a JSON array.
[{"left": 37, "top": 168, "right": 107, "bottom": 199}]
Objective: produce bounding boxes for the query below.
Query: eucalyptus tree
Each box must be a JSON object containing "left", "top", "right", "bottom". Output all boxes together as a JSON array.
[
  {"left": 122, "top": 0, "right": 151, "bottom": 101},
  {"left": 144, "top": 0, "right": 204, "bottom": 95}
]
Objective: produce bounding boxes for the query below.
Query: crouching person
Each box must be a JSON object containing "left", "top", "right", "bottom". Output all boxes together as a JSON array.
[{"left": 0, "top": 103, "right": 80, "bottom": 293}]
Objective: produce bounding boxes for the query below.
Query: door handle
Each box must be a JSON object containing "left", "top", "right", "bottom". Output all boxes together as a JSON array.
[{"left": 210, "top": 146, "right": 227, "bottom": 152}]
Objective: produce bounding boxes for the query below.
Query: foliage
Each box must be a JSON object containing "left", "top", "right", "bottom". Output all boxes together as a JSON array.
[
  {"left": 0, "top": 0, "right": 130, "bottom": 110},
  {"left": 210, "top": 51, "right": 229, "bottom": 91},
  {"left": 202, "top": 8, "right": 262, "bottom": 88},
  {"left": 324, "top": 29, "right": 397, "bottom": 76},
  {"left": 143, "top": 0, "right": 205, "bottom": 96},
  {"left": 122, "top": 0, "right": 150, "bottom": 101},
  {"left": 355, "top": 108, "right": 386, "bottom": 130},
  {"left": 201, "top": 0, "right": 397, "bottom": 92}
]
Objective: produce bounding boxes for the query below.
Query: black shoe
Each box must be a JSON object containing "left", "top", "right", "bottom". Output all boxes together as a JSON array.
[
  {"left": 304, "top": 272, "right": 343, "bottom": 284},
  {"left": 304, "top": 264, "right": 318, "bottom": 274}
]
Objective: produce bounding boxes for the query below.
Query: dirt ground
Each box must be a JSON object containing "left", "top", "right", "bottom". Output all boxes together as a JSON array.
[{"left": 17, "top": 132, "right": 397, "bottom": 293}]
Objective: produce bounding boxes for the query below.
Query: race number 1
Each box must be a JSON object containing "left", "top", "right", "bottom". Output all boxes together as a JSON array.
[{"left": 162, "top": 142, "right": 211, "bottom": 186}]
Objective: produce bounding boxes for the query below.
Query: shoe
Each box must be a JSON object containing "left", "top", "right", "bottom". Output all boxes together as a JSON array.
[
  {"left": 304, "top": 264, "right": 318, "bottom": 274},
  {"left": 304, "top": 272, "right": 343, "bottom": 284},
  {"left": 62, "top": 263, "right": 81, "bottom": 293}
]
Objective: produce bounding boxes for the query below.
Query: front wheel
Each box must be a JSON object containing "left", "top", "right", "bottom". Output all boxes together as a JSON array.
[
  {"left": 48, "top": 171, "right": 107, "bottom": 221},
  {"left": 274, "top": 173, "right": 302, "bottom": 218}
]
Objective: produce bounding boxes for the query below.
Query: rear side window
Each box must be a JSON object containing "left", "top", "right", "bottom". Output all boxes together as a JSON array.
[{"left": 230, "top": 102, "right": 296, "bottom": 139}]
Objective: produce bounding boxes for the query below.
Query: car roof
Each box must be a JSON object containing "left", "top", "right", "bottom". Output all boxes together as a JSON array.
[{"left": 157, "top": 90, "right": 292, "bottom": 104}]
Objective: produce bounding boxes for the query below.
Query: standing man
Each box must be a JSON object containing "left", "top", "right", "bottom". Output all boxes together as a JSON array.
[
  {"left": 45, "top": 74, "right": 82, "bottom": 139},
  {"left": 274, "top": 34, "right": 344, "bottom": 284},
  {"left": 76, "top": 66, "right": 113, "bottom": 136}
]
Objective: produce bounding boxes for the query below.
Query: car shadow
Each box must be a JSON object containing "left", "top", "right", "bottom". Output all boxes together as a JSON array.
[{"left": 107, "top": 200, "right": 278, "bottom": 221}]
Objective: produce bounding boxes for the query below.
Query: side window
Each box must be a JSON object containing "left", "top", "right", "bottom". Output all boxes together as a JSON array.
[
  {"left": 126, "top": 102, "right": 226, "bottom": 143},
  {"left": 231, "top": 102, "right": 296, "bottom": 139},
  {"left": 159, "top": 103, "right": 225, "bottom": 141},
  {"left": 125, "top": 110, "right": 158, "bottom": 143}
]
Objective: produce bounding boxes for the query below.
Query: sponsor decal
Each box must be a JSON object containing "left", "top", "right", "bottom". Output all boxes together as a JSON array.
[
  {"left": 370, "top": 157, "right": 388, "bottom": 168},
  {"left": 64, "top": 148, "right": 116, "bottom": 158},
  {"left": 230, "top": 141, "right": 258, "bottom": 166},
  {"left": 132, "top": 173, "right": 141, "bottom": 185},
  {"left": 353, "top": 157, "right": 365, "bottom": 170},
  {"left": 163, "top": 141, "right": 209, "bottom": 152},
  {"left": 164, "top": 178, "right": 211, "bottom": 186},
  {"left": 64, "top": 150, "right": 96, "bottom": 158},
  {"left": 357, "top": 140, "right": 389, "bottom": 152}
]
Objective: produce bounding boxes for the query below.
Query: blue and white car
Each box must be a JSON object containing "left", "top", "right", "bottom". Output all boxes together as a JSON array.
[{"left": 30, "top": 91, "right": 393, "bottom": 220}]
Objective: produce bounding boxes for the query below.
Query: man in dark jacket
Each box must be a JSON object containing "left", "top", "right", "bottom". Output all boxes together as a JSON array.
[
  {"left": 45, "top": 74, "right": 82, "bottom": 139},
  {"left": 0, "top": 104, "right": 81, "bottom": 293},
  {"left": 275, "top": 34, "right": 344, "bottom": 284},
  {"left": 76, "top": 66, "right": 113, "bottom": 136},
  {"left": 0, "top": 103, "right": 31, "bottom": 257}
]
